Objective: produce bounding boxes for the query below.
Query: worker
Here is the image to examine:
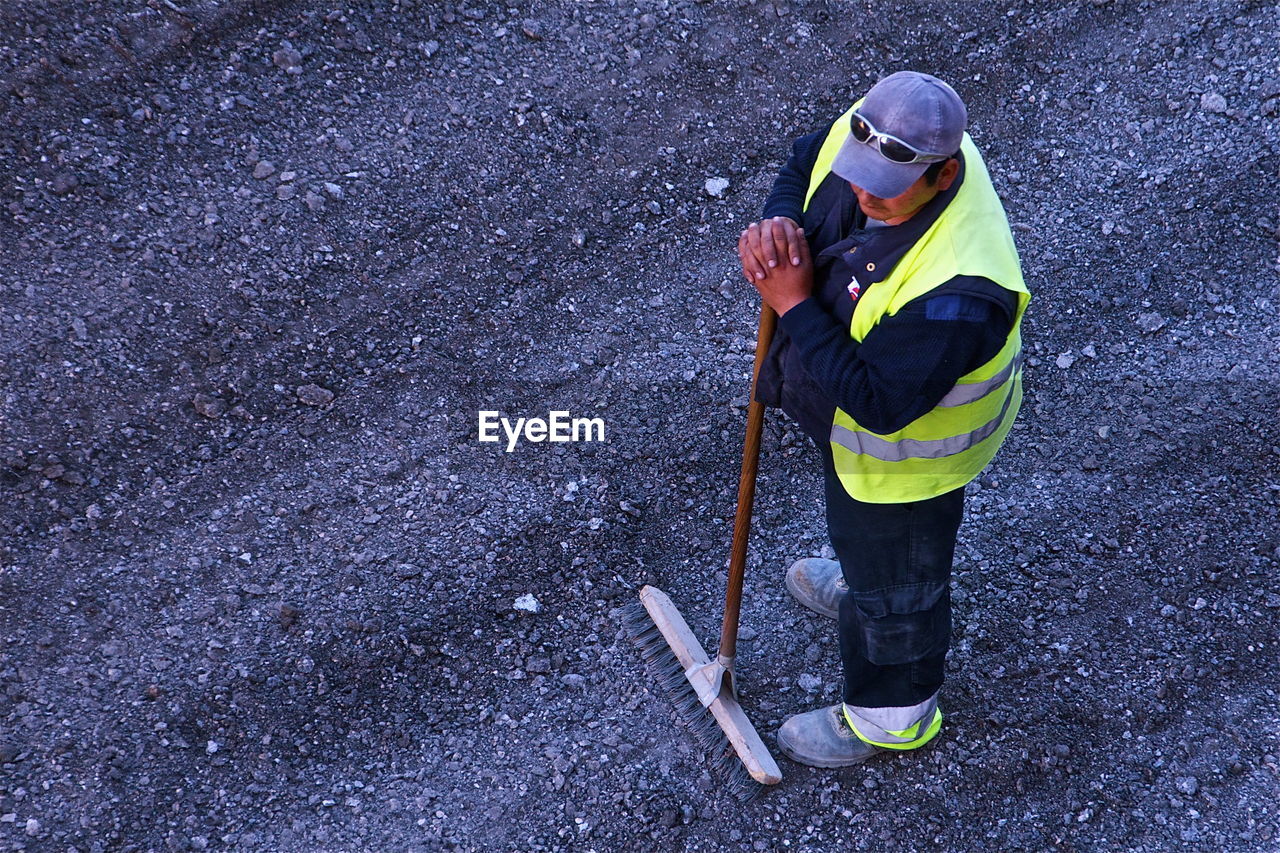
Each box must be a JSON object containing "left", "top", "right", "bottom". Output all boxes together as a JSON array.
[{"left": 736, "top": 71, "right": 1029, "bottom": 767}]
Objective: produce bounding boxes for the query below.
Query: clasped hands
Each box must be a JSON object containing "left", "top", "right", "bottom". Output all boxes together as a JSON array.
[{"left": 737, "top": 215, "right": 813, "bottom": 316}]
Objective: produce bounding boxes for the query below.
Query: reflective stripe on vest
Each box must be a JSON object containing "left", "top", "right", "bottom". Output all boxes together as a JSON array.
[
  {"left": 938, "top": 350, "right": 1024, "bottom": 408},
  {"left": 831, "top": 370, "right": 1019, "bottom": 462}
]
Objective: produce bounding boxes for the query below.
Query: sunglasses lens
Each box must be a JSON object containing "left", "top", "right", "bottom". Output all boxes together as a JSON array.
[
  {"left": 878, "top": 138, "right": 919, "bottom": 163},
  {"left": 850, "top": 117, "right": 872, "bottom": 143}
]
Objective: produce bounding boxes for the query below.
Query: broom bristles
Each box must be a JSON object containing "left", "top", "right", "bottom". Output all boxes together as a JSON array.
[{"left": 622, "top": 601, "right": 764, "bottom": 802}]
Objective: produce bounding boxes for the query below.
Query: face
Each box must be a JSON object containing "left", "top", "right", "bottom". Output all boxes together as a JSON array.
[{"left": 848, "top": 159, "right": 958, "bottom": 225}]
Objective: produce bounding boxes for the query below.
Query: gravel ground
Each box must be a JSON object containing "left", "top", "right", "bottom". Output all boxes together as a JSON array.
[{"left": 2, "top": 0, "right": 1279, "bottom": 850}]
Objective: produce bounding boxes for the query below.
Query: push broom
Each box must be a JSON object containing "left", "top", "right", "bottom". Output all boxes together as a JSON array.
[{"left": 623, "top": 303, "right": 782, "bottom": 799}]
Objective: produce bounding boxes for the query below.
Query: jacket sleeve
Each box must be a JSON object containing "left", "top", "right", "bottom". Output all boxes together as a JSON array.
[
  {"left": 761, "top": 130, "right": 826, "bottom": 222},
  {"left": 775, "top": 281, "right": 1015, "bottom": 435}
]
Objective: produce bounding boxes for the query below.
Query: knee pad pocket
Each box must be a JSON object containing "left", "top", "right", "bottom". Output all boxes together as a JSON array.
[{"left": 850, "top": 582, "right": 949, "bottom": 666}]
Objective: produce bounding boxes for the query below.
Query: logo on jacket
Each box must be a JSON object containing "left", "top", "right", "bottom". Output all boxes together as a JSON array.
[{"left": 846, "top": 276, "right": 862, "bottom": 302}]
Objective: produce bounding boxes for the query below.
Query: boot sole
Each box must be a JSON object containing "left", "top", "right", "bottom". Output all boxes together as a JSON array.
[{"left": 784, "top": 567, "right": 840, "bottom": 620}]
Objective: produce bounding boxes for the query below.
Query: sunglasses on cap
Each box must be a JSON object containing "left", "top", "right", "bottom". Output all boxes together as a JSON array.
[{"left": 850, "top": 110, "right": 951, "bottom": 165}]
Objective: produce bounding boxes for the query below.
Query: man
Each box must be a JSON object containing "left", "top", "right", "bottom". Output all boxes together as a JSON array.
[{"left": 736, "top": 71, "right": 1029, "bottom": 767}]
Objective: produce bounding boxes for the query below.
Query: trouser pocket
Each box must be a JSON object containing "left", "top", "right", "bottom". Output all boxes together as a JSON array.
[{"left": 848, "top": 582, "right": 950, "bottom": 666}]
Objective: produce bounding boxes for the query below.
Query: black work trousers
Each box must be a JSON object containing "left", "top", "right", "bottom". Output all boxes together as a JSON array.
[{"left": 820, "top": 444, "right": 965, "bottom": 709}]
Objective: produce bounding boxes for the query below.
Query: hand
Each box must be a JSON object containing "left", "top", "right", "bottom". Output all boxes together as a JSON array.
[
  {"left": 737, "top": 216, "right": 806, "bottom": 284},
  {"left": 745, "top": 229, "right": 813, "bottom": 316}
]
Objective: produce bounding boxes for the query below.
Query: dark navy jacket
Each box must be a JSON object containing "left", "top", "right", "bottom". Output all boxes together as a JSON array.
[{"left": 755, "top": 127, "right": 1018, "bottom": 441}]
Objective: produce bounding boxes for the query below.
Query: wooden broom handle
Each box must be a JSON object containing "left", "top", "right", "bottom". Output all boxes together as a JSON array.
[{"left": 718, "top": 303, "right": 777, "bottom": 660}]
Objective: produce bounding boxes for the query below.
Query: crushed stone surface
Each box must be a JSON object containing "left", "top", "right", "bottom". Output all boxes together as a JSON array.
[{"left": 2, "top": 0, "right": 1279, "bottom": 850}]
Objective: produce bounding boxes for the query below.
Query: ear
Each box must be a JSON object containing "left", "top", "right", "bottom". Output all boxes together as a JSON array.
[{"left": 935, "top": 158, "right": 961, "bottom": 191}]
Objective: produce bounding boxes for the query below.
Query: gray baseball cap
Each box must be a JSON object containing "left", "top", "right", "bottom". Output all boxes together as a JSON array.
[{"left": 831, "top": 71, "right": 968, "bottom": 199}]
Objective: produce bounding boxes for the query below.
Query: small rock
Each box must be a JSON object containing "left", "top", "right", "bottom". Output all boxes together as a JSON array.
[
  {"left": 278, "top": 603, "right": 302, "bottom": 629},
  {"left": 1055, "top": 352, "right": 1076, "bottom": 369},
  {"left": 276, "top": 184, "right": 297, "bottom": 200},
  {"left": 561, "top": 673, "right": 586, "bottom": 689},
  {"left": 50, "top": 173, "right": 79, "bottom": 196},
  {"left": 205, "top": 740, "right": 219, "bottom": 755},
  {"left": 525, "top": 656, "right": 552, "bottom": 674},
  {"left": 253, "top": 160, "right": 276, "bottom": 180},
  {"left": 521, "top": 20, "right": 544, "bottom": 39},
  {"left": 645, "top": 200, "right": 662, "bottom": 215},
  {"left": 304, "top": 191, "right": 325, "bottom": 211},
  {"left": 1175, "top": 775, "right": 1199, "bottom": 795},
  {"left": 296, "top": 384, "right": 334, "bottom": 406},
  {"left": 797, "top": 673, "right": 822, "bottom": 693},
  {"left": 1200, "top": 92, "right": 1228, "bottom": 114},
  {"left": 273, "top": 45, "right": 303, "bottom": 73},
  {"left": 193, "top": 393, "right": 226, "bottom": 418},
  {"left": 514, "top": 594, "right": 541, "bottom": 613},
  {"left": 24, "top": 818, "right": 39, "bottom": 837},
  {"left": 704, "top": 177, "right": 730, "bottom": 198},
  {"left": 737, "top": 626, "right": 757, "bottom": 641},
  {"left": 323, "top": 182, "right": 344, "bottom": 199},
  {"left": 1136, "top": 312, "right": 1166, "bottom": 334}
]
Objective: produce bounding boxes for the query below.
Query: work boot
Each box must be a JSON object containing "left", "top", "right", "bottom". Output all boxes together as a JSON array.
[
  {"left": 785, "top": 558, "right": 847, "bottom": 619},
  {"left": 776, "top": 704, "right": 882, "bottom": 768}
]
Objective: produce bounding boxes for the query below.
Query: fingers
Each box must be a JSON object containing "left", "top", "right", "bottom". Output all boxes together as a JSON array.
[
  {"left": 747, "top": 221, "right": 773, "bottom": 278},
  {"left": 785, "top": 221, "right": 806, "bottom": 267},
  {"left": 773, "top": 219, "right": 796, "bottom": 270},
  {"left": 793, "top": 224, "right": 810, "bottom": 266},
  {"left": 760, "top": 220, "right": 782, "bottom": 271},
  {"left": 740, "top": 218, "right": 809, "bottom": 284},
  {"left": 739, "top": 224, "right": 767, "bottom": 281}
]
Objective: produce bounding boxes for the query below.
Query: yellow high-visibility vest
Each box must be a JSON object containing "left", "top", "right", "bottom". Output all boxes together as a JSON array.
[{"left": 803, "top": 105, "right": 1031, "bottom": 503}]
